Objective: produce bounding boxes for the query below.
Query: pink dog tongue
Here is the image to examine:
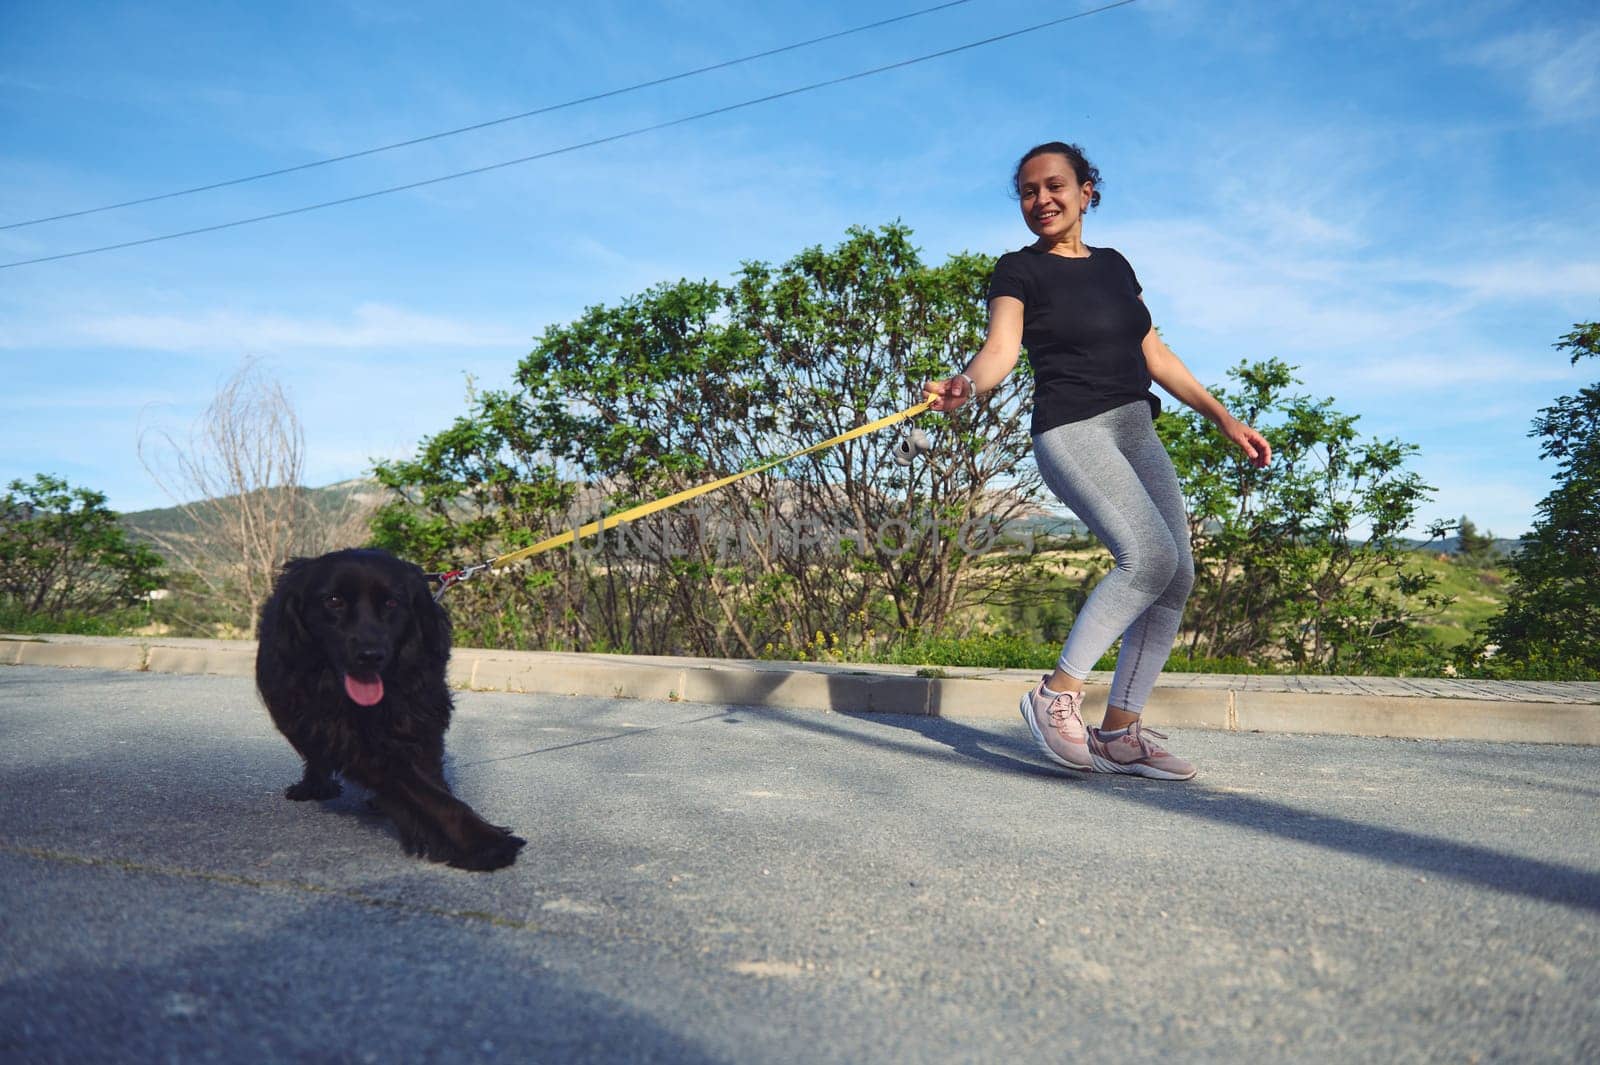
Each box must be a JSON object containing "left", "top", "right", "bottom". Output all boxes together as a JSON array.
[{"left": 343, "top": 673, "right": 385, "bottom": 707}]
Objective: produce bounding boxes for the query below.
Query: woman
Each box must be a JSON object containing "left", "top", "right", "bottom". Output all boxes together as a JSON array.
[{"left": 924, "top": 142, "right": 1270, "bottom": 780}]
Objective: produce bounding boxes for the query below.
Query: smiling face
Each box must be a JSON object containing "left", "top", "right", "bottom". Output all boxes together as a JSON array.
[{"left": 1016, "top": 153, "right": 1094, "bottom": 243}]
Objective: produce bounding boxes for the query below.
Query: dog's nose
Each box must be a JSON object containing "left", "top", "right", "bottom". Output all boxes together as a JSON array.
[{"left": 353, "top": 648, "right": 386, "bottom": 671}]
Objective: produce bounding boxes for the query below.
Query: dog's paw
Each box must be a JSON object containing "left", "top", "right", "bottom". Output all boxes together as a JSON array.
[
  {"left": 448, "top": 832, "right": 527, "bottom": 872},
  {"left": 285, "top": 778, "right": 342, "bottom": 801}
]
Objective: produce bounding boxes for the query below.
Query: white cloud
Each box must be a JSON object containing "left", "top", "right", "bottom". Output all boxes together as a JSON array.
[
  {"left": 1110, "top": 217, "right": 1453, "bottom": 350},
  {"left": 1471, "top": 25, "right": 1600, "bottom": 122},
  {"left": 0, "top": 388, "right": 189, "bottom": 412},
  {"left": 1342, "top": 350, "right": 1579, "bottom": 389},
  {"left": 1103, "top": 196, "right": 1598, "bottom": 375},
  {"left": 1410, "top": 456, "right": 1553, "bottom": 538},
  {"left": 1387, "top": 258, "right": 1600, "bottom": 303},
  {"left": 3, "top": 302, "right": 528, "bottom": 353}
]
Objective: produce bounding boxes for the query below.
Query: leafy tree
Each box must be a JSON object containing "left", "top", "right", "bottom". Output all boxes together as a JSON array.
[
  {"left": 1477, "top": 321, "right": 1600, "bottom": 676},
  {"left": 0, "top": 474, "right": 164, "bottom": 620},
  {"left": 373, "top": 224, "right": 1055, "bottom": 657},
  {"left": 1454, "top": 515, "right": 1497, "bottom": 565},
  {"left": 1158, "top": 359, "right": 1449, "bottom": 673},
  {"left": 723, "top": 226, "right": 1048, "bottom": 649}
]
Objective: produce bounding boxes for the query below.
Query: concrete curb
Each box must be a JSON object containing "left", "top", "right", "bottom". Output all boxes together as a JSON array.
[{"left": 4, "top": 634, "right": 1597, "bottom": 746}]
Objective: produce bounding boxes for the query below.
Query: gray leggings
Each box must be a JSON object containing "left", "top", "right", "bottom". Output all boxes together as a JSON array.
[{"left": 1033, "top": 400, "right": 1194, "bottom": 714}]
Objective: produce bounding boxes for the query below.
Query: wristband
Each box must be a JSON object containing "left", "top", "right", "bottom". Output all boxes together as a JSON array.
[{"left": 956, "top": 372, "right": 978, "bottom": 400}]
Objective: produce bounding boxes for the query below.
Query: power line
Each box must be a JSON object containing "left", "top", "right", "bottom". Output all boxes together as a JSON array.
[
  {"left": 1, "top": 0, "right": 979, "bottom": 231},
  {"left": 0, "top": 1, "right": 1139, "bottom": 271}
]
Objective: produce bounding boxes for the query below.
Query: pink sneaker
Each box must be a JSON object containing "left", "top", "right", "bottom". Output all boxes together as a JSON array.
[
  {"left": 1088, "top": 721, "right": 1196, "bottom": 780},
  {"left": 1019, "top": 679, "right": 1091, "bottom": 771}
]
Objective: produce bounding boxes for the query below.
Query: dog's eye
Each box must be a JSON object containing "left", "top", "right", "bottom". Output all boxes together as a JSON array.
[
  {"left": 324, "top": 595, "right": 345, "bottom": 611},
  {"left": 384, "top": 597, "right": 400, "bottom": 611}
]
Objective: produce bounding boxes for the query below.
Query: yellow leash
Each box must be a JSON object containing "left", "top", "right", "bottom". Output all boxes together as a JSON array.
[{"left": 430, "top": 396, "right": 934, "bottom": 596}]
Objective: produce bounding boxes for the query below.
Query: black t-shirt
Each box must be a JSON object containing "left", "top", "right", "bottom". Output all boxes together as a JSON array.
[{"left": 987, "top": 245, "right": 1158, "bottom": 435}]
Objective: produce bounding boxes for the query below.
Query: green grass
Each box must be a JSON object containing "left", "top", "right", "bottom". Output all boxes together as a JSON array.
[
  {"left": 864, "top": 632, "right": 1058, "bottom": 670},
  {"left": 838, "top": 631, "right": 1279, "bottom": 675},
  {"left": 850, "top": 551, "right": 1513, "bottom": 676},
  {"left": 0, "top": 600, "right": 151, "bottom": 637},
  {"left": 5, "top": 550, "right": 1542, "bottom": 678},
  {"left": 1405, "top": 554, "right": 1509, "bottom": 648}
]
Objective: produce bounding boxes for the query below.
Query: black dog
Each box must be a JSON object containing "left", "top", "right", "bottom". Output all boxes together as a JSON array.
[{"left": 255, "top": 548, "right": 524, "bottom": 871}]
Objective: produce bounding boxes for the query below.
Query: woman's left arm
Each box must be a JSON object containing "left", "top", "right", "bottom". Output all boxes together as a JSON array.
[{"left": 1142, "top": 324, "right": 1272, "bottom": 468}]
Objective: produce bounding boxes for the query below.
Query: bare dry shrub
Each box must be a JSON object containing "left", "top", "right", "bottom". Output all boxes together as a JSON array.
[{"left": 139, "top": 359, "right": 376, "bottom": 634}]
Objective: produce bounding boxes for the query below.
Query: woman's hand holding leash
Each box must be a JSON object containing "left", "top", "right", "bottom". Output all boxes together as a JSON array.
[{"left": 922, "top": 372, "right": 978, "bottom": 413}]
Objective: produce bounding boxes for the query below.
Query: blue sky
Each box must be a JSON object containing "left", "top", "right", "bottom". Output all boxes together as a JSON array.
[{"left": 2, "top": 0, "right": 1596, "bottom": 538}]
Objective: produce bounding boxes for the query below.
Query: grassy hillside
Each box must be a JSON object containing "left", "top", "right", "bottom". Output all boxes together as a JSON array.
[
  {"left": 1406, "top": 552, "right": 1509, "bottom": 648},
  {"left": 108, "top": 481, "right": 1510, "bottom": 663},
  {"left": 999, "top": 544, "right": 1508, "bottom": 655},
  {"left": 118, "top": 479, "right": 384, "bottom": 548}
]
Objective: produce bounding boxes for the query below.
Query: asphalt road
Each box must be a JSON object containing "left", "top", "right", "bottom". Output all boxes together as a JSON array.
[{"left": 2, "top": 665, "right": 1596, "bottom": 1064}]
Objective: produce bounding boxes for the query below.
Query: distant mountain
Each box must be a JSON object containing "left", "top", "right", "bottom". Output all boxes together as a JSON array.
[
  {"left": 1402, "top": 535, "right": 1522, "bottom": 558},
  {"left": 119, "top": 479, "right": 386, "bottom": 546},
  {"left": 1006, "top": 513, "right": 1092, "bottom": 541},
  {"left": 120, "top": 479, "right": 1509, "bottom": 562}
]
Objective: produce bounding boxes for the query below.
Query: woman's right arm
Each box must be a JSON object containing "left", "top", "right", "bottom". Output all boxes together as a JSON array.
[{"left": 922, "top": 296, "right": 1024, "bottom": 412}]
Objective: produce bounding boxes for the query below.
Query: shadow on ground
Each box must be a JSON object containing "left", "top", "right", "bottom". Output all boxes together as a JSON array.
[
  {"left": 710, "top": 669, "right": 1600, "bottom": 916},
  {"left": 2, "top": 853, "right": 722, "bottom": 1064}
]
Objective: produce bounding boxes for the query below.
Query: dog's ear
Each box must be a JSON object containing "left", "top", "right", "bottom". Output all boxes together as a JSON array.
[
  {"left": 407, "top": 563, "right": 453, "bottom": 664},
  {"left": 258, "top": 557, "right": 317, "bottom": 658}
]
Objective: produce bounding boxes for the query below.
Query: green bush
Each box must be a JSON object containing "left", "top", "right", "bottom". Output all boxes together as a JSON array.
[
  {"left": 373, "top": 224, "right": 1049, "bottom": 661},
  {"left": 874, "top": 632, "right": 1057, "bottom": 670},
  {"left": 1476, "top": 321, "right": 1599, "bottom": 675},
  {"left": 1453, "top": 646, "right": 1600, "bottom": 682},
  {"left": 0, "top": 599, "right": 150, "bottom": 637},
  {"left": 2, "top": 474, "right": 164, "bottom": 620}
]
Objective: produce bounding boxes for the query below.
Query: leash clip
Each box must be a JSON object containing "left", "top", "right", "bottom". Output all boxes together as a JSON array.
[{"left": 428, "top": 561, "right": 495, "bottom": 601}]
